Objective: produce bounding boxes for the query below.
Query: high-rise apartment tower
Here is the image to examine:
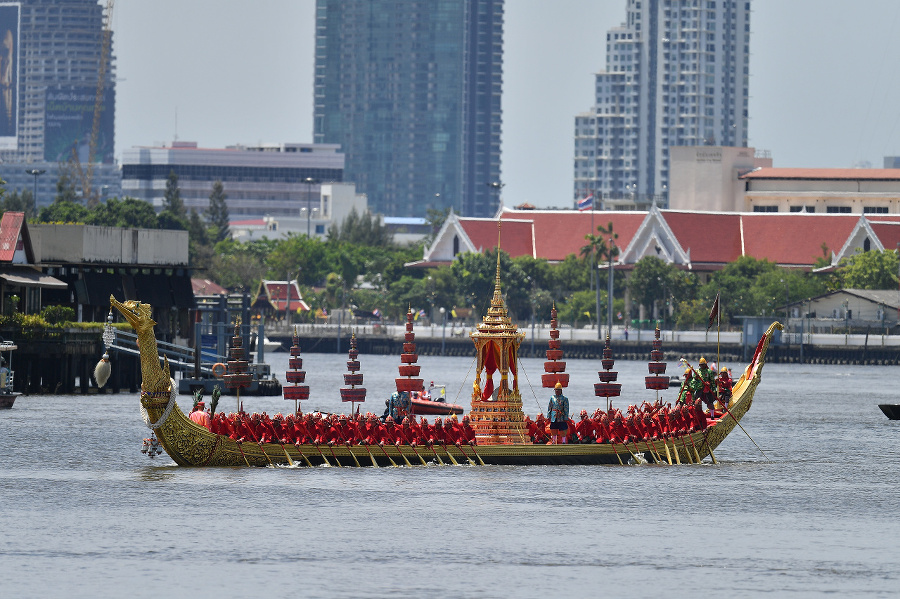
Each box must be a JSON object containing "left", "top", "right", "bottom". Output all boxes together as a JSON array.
[
  {"left": 314, "top": 0, "right": 503, "bottom": 218},
  {"left": 574, "top": 0, "right": 750, "bottom": 209}
]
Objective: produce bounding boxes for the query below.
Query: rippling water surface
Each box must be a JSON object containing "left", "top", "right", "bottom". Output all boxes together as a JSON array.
[{"left": 2, "top": 353, "right": 899, "bottom": 598}]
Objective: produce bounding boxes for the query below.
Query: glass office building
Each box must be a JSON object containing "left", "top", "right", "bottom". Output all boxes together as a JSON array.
[{"left": 314, "top": 0, "right": 503, "bottom": 218}]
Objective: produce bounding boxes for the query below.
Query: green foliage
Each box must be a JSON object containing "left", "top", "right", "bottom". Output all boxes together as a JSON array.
[
  {"left": 55, "top": 167, "right": 80, "bottom": 204},
  {"left": 327, "top": 208, "right": 394, "bottom": 247},
  {"left": 628, "top": 256, "right": 698, "bottom": 323},
  {"left": 205, "top": 180, "right": 230, "bottom": 243},
  {"left": 831, "top": 249, "right": 899, "bottom": 290},
  {"left": 158, "top": 170, "right": 188, "bottom": 230},
  {"left": 40, "top": 305, "right": 75, "bottom": 325},
  {"left": 556, "top": 289, "right": 599, "bottom": 326},
  {"left": 37, "top": 198, "right": 90, "bottom": 224},
  {"left": 87, "top": 197, "right": 159, "bottom": 228},
  {"left": 0, "top": 189, "right": 35, "bottom": 219}
]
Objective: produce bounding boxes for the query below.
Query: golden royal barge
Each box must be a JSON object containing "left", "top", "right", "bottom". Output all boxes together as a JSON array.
[{"left": 108, "top": 259, "right": 779, "bottom": 467}]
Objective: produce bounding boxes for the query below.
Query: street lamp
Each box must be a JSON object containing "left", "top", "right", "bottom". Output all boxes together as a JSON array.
[
  {"left": 303, "top": 177, "right": 319, "bottom": 237},
  {"left": 440, "top": 306, "right": 446, "bottom": 356},
  {"left": 25, "top": 168, "right": 46, "bottom": 214},
  {"left": 487, "top": 181, "right": 504, "bottom": 212}
]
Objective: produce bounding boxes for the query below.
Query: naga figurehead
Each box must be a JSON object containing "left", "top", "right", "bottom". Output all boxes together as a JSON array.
[{"left": 110, "top": 294, "right": 171, "bottom": 394}]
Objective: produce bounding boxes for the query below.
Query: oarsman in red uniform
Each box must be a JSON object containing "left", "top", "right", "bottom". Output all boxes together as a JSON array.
[
  {"left": 593, "top": 413, "right": 610, "bottom": 443},
  {"left": 642, "top": 413, "right": 658, "bottom": 441},
  {"left": 575, "top": 410, "right": 595, "bottom": 443},
  {"left": 460, "top": 415, "right": 477, "bottom": 445},
  {"left": 532, "top": 414, "right": 549, "bottom": 444},
  {"left": 692, "top": 398, "right": 708, "bottom": 431},
  {"left": 443, "top": 418, "right": 462, "bottom": 446},
  {"left": 717, "top": 367, "right": 734, "bottom": 410},
  {"left": 610, "top": 412, "right": 629, "bottom": 444}
]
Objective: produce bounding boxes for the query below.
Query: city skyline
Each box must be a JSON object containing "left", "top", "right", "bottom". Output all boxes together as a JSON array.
[{"left": 113, "top": 0, "right": 900, "bottom": 211}]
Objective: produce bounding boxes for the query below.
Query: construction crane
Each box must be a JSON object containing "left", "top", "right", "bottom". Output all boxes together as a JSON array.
[{"left": 74, "top": 0, "right": 114, "bottom": 207}]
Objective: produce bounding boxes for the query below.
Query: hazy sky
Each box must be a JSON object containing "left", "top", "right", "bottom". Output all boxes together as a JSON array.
[{"left": 113, "top": 0, "right": 900, "bottom": 210}]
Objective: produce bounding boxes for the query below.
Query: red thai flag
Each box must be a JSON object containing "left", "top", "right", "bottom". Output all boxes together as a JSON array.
[{"left": 577, "top": 194, "right": 593, "bottom": 211}]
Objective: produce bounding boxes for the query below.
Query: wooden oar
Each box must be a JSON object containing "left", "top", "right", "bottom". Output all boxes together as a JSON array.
[
  {"left": 645, "top": 438, "right": 664, "bottom": 464},
  {"left": 669, "top": 438, "right": 681, "bottom": 464},
  {"left": 678, "top": 436, "right": 694, "bottom": 464},
  {"left": 428, "top": 442, "right": 445, "bottom": 465},
  {"left": 619, "top": 440, "right": 640, "bottom": 464},
  {"left": 278, "top": 442, "right": 295, "bottom": 467},
  {"left": 608, "top": 441, "right": 625, "bottom": 465},
  {"left": 466, "top": 442, "right": 485, "bottom": 466},
  {"left": 361, "top": 443, "right": 380, "bottom": 467},
  {"left": 376, "top": 443, "right": 398, "bottom": 467},
  {"left": 327, "top": 442, "right": 343, "bottom": 467},
  {"left": 686, "top": 433, "right": 703, "bottom": 464},
  {"left": 408, "top": 442, "right": 428, "bottom": 466},
  {"left": 312, "top": 443, "right": 332, "bottom": 467},
  {"left": 455, "top": 442, "right": 476, "bottom": 466},
  {"left": 723, "top": 407, "right": 771, "bottom": 462},
  {"left": 394, "top": 442, "right": 412, "bottom": 467},
  {"left": 293, "top": 443, "right": 314, "bottom": 468},
  {"left": 235, "top": 440, "right": 251, "bottom": 467},
  {"left": 439, "top": 442, "right": 459, "bottom": 465},
  {"left": 344, "top": 442, "right": 361, "bottom": 467},
  {"left": 701, "top": 430, "right": 718, "bottom": 464}
]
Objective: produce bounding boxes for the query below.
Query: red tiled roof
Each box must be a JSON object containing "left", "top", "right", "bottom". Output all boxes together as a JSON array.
[
  {"left": 259, "top": 281, "right": 309, "bottom": 312},
  {"left": 742, "top": 168, "right": 900, "bottom": 181},
  {"left": 0, "top": 212, "right": 24, "bottom": 263},
  {"left": 501, "top": 210, "right": 646, "bottom": 261},
  {"left": 191, "top": 278, "right": 228, "bottom": 295},
  {"left": 459, "top": 218, "right": 535, "bottom": 258},
  {"left": 741, "top": 213, "right": 858, "bottom": 266},
  {"left": 661, "top": 212, "right": 743, "bottom": 264},
  {"left": 868, "top": 220, "right": 900, "bottom": 250}
]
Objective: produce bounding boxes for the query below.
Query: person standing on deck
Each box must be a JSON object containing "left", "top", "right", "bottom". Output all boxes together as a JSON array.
[
  {"left": 696, "top": 358, "right": 718, "bottom": 417},
  {"left": 547, "top": 382, "right": 569, "bottom": 444},
  {"left": 717, "top": 367, "right": 734, "bottom": 410}
]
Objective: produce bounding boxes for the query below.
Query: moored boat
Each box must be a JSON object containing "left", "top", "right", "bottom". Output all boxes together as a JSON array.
[
  {"left": 0, "top": 339, "right": 19, "bottom": 409},
  {"left": 409, "top": 390, "right": 464, "bottom": 416},
  {"left": 109, "top": 250, "right": 780, "bottom": 467},
  {"left": 878, "top": 404, "right": 900, "bottom": 420}
]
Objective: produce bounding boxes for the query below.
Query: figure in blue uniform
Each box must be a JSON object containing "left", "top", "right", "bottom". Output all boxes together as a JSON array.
[{"left": 547, "top": 382, "right": 570, "bottom": 444}]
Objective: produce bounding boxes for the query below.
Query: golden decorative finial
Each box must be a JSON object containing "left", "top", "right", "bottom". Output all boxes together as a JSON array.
[{"left": 494, "top": 219, "right": 503, "bottom": 296}]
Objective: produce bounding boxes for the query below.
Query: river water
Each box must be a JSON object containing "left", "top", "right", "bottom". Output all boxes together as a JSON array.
[{"left": 2, "top": 352, "right": 899, "bottom": 598}]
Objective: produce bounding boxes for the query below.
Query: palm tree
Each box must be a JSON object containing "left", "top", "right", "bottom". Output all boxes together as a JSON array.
[{"left": 580, "top": 222, "right": 619, "bottom": 337}]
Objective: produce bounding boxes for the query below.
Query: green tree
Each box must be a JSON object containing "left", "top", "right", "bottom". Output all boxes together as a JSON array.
[
  {"left": 327, "top": 208, "right": 393, "bottom": 247},
  {"left": 158, "top": 170, "right": 188, "bottom": 230},
  {"left": 628, "top": 256, "right": 696, "bottom": 322},
  {"left": 831, "top": 248, "right": 899, "bottom": 290},
  {"left": 0, "top": 189, "right": 35, "bottom": 219},
  {"left": 205, "top": 180, "right": 230, "bottom": 243},
  {"left": 88, "top": 197, "right": 159, "bottom": 228},
  {"left": 54, "top": 168, "right": 80, "bottom": 204}
]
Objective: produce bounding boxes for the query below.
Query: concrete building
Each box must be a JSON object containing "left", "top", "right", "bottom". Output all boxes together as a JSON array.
[
  {"left": 313, "top": 0, "right": 503, "bottom": 218},
  {"left": 574, "top": 0, "right": 750, "bottom": 210},
  {"left": 120, "top": 142, "right": 344, "bottom": 218},
  {"left": 668, "top": 145, "right": 771, "bottom": 211},
  {"left": 741, "top": 169, "right": 900, "bottom": 214},
  {"left": 228, "top": 182, "right": 368, "bottom": 242}
]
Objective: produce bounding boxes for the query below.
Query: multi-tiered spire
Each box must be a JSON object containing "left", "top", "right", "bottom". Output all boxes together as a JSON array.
[
  {"left": 340, "top": 334, "right": 367, "bottom": 415},
  {"left": 283, "top": 331, "right": 310, "bottom": 414},
  {"left": 594, "top": 334, "right": 621, "bottom": 410},
  {"left": 223, "top": 321, "right": 252, "bottom": 412},
  {"left": 541, "top": 305, "right": 568, "bottom": 390},
  {"left": 644, "top": 324, "right": 669, "bottom": 392},
  {"left": 395, "top": 307, "right": 424, "bottom": 395},
  {"left": 469, "top": 221, "right": 528, "bottom": 444}
]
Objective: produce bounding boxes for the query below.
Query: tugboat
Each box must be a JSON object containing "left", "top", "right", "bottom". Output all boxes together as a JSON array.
[{"left": 0, "top": 339, "right": 18, "bottom": 409}]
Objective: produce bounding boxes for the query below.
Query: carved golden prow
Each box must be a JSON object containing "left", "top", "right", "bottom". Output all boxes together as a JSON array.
[{"left": 109, "top": 295, "right": 171, "bottom": 394}]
